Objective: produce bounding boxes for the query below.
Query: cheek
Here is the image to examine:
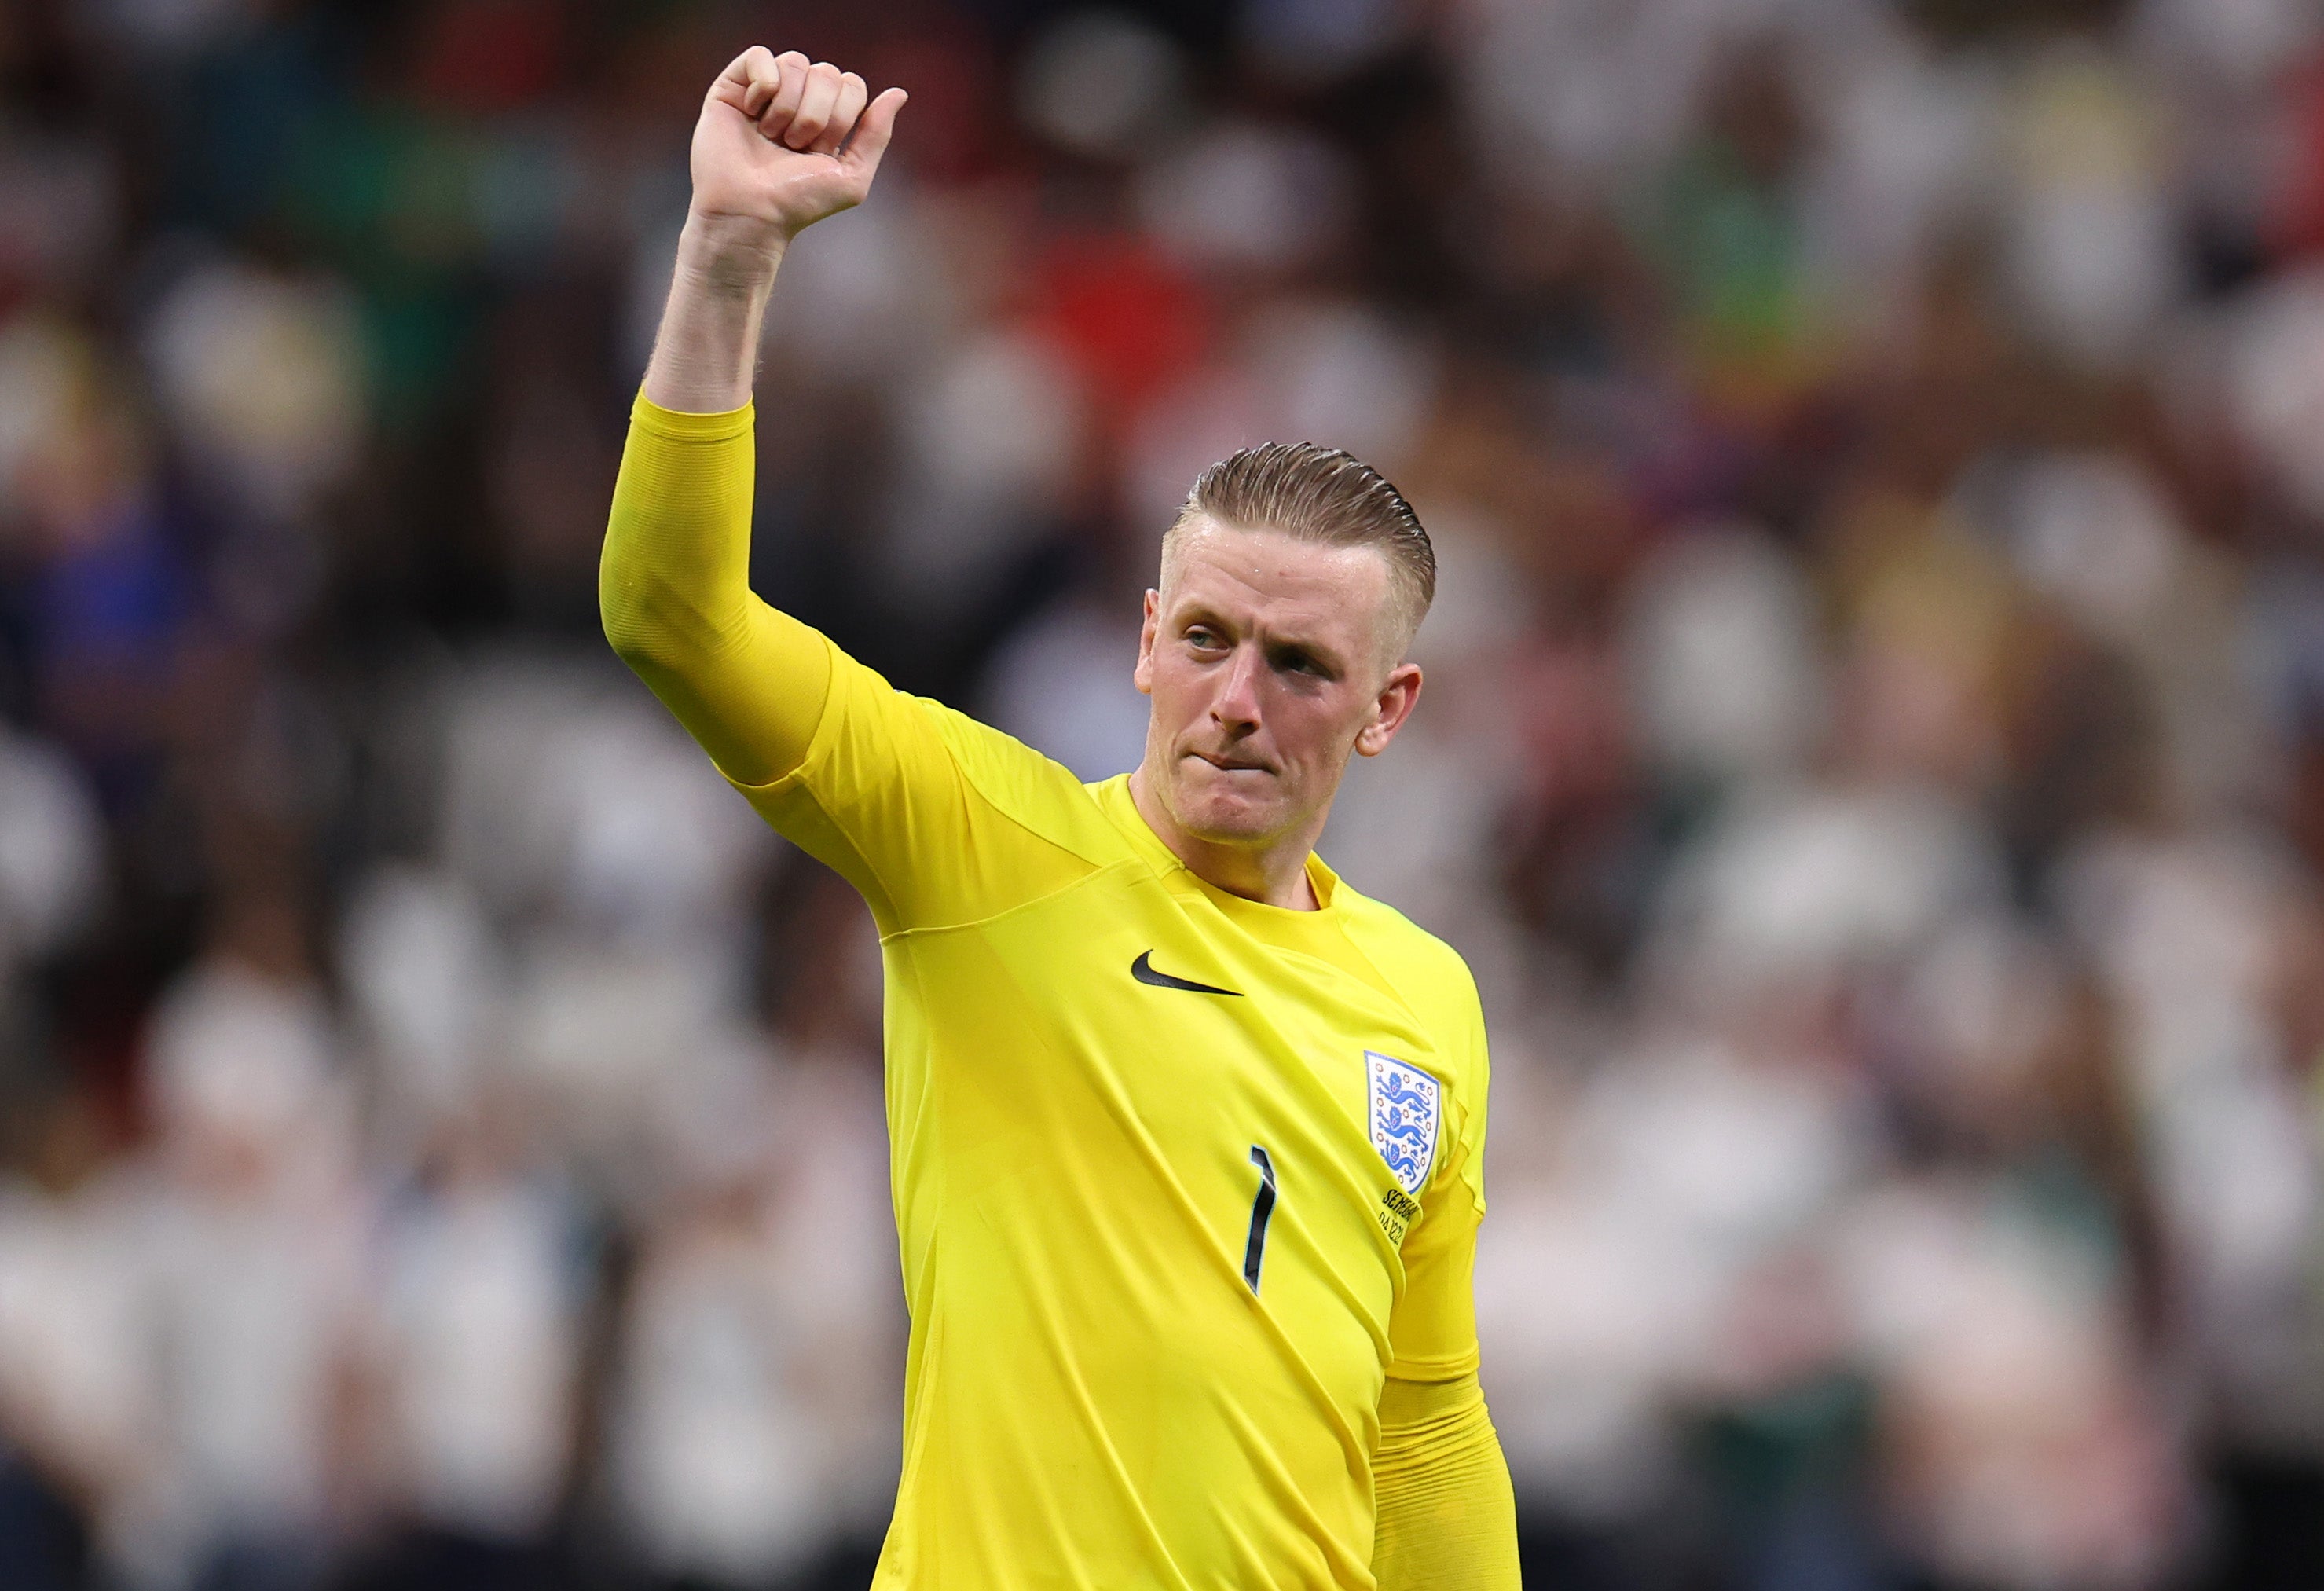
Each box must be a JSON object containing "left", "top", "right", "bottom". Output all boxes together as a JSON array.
[
  {"left": 1283, "top": 695, "right": 1370, "bottom": 766},
  {"left": 1261, "top": 701, "right": 1322, "bottom": 764},
  {"left": 1144, "top": 654, "right": 1202, "bottom": 727}
]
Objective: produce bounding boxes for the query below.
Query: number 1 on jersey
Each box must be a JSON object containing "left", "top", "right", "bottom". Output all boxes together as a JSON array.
[{"left": 1244, "top": 1146, "right": 1277, "bottom": 1292}]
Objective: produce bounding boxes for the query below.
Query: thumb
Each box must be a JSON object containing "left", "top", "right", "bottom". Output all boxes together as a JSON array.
[{"left": 839, "top": 86, "right": 908, "bottom": 178}]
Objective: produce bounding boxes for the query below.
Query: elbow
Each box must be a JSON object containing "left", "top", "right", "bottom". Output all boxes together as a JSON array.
[
  {"left": 599, "top": 574, "right": 654, "bottom": 670},
  {"left": 603, "top": 621, "right": 659, "bottom": 676},
  {"left": 599, "top": 567, "right": 682, "bottom": 676},
  {"left": 600, "top": 610, "right": 651, "bottom": 672},
  {"left": 603, "top": 613, "right": 688, "bottom": 683},
  {"left": 599, "top": 565, "right": 735, "bottom": 680}
]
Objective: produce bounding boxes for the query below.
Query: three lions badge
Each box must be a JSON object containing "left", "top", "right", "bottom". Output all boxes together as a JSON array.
[{"left": 1365, "top": 1052, "right": 1440, "bottom": 1197}]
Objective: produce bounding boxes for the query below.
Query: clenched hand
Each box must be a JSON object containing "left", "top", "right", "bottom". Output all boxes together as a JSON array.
[{"left": 687, "top": 46, "right": 907, "bottom": 266}]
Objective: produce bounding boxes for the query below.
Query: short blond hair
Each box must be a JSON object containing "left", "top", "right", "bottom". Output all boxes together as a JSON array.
[{"left": 1161, "top": 442, "right": 1435, "bottom": 662}]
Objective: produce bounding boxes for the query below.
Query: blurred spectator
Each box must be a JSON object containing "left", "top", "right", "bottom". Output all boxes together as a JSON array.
[
  {"left": 0, "top": 726, "right": 105, "bottom": 981},
  {"left": 981, "top": 591, "right": 1150, "bottom": 781},
  {"left": 0, "top": 1087, "right": 145, "bottom": 1591},
  {"left": 609, "top": 1031, "right": 896, "bottom": 1591},
  {"left": 125, "top": 889, "right": 365, "bottom": 1591},
  {"left": 361, "top": 1096, "right": 582, "bottom": 1591}
]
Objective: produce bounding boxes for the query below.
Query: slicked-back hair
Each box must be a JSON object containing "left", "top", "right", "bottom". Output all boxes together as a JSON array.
[{"left": 1163, "top": 442, "right": 1436, "bottom": 665}]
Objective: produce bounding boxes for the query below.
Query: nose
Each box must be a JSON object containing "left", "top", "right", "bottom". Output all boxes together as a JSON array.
[{"left": 1211, "top": 643, "right": 1263, "bottom": 735}]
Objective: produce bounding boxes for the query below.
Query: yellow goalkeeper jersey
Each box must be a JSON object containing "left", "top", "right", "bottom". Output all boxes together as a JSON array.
[{"left": 731, "top": 633, "right": 1492, "bottom": 1591}]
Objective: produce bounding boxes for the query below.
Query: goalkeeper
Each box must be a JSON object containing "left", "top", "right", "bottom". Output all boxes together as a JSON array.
[{"left": 600, "top": 46, "right": 1519, "bottom": 1590}]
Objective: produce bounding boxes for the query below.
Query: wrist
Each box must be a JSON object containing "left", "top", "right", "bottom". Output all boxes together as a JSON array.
[{"left": 674, "top": 212, "right": 789, "bottom": 295}]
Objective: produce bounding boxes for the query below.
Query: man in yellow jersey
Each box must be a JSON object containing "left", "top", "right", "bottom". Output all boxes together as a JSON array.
[{"left": 599, "top": 45, "right": 1519, "bottom": 1590}]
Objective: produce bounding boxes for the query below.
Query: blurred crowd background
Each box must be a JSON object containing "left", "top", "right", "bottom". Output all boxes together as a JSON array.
[{"left": 5, "top": 0, "right": 2324, "bottom": 1588}]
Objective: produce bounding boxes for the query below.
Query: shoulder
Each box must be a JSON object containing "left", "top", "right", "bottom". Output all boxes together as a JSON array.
[
  {"left": 1331, "top": 882, "right": 1486, "bottom": 1049},
  {"left": 909, "top": 689, "right": 1130, "bottom": 860},
  {"left": 1333, "top": 885, "right": 1493, "bottom": 1198},
  {"left": 915, "top": 688, "right": 1080, "bottom": 797}
]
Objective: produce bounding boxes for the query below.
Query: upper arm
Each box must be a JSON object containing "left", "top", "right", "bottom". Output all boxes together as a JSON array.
[
  {"left": 617, "top": 595, "right": 834, "bottom": 789},
  {"left": 732, "top": 640, "right": 1102, "bottom": 934},
  {"left": 1386, "top": 981, "right": 1490, "bottom": 1381}
]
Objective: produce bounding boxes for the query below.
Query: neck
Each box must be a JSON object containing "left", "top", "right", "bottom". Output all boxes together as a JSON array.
[{"left": 1127, "top": 766, "right": 1324, "bottom": 911}]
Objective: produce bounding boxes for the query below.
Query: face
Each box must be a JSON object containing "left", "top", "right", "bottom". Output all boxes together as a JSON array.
[{"left": 1134, "top": 517, "right": 1422, "bottom": 850}]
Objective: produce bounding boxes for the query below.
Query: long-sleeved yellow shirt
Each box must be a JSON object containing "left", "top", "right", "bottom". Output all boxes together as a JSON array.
[{"left": 602, "top": 394, "right": 1519, "bottom": 1589}]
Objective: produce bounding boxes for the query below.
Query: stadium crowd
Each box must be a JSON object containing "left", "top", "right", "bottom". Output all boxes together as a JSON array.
[{"left": 4, "top": 0, "right": 2324, "bottom": 1587}]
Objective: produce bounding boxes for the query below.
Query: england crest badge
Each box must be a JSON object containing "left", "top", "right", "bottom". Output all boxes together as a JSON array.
[{"left": 1365, "top": 1052, "right": 1441, "bottom": 1197}]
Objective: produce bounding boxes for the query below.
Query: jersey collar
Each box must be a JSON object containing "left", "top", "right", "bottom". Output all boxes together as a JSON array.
[{"left": 1088, "top": 774, "right": 1348, "bottom": 948}]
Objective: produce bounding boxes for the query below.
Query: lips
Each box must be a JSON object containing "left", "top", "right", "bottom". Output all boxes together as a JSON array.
[{"left": 1191, "top": 750, "right": 1272, "bottom": 774}]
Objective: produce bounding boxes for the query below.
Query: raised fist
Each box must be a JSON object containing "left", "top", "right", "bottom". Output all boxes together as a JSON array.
[{"left": 687, "top": 47, "right": 907, "bottom": 258}]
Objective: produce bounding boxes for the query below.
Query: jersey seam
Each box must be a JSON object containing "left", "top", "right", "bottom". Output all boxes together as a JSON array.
[
  {"left": 931, "top": 711, "right": 1123, "bottom": 871},
  {"left": 1387, "top": 1346, "right": 1483, "bottom": 1379},
  {"left": 727, "top": 662, "right": 904, "bottom": 925},
  {"left": 722, "top": 631, "right": 845, "bottom": 801},
  {"left": 1384, "top": 1365, "right": 1483, "bottom": 1388},
  {"left": 725, "top": 637, "right": 1105, "bottom": 929},
  {"left": 875, "top": 855, "right": 1149, "bottom": 944},
  {"left": 1266, "top": 940, "right": 1435, "bottom": 1036}
]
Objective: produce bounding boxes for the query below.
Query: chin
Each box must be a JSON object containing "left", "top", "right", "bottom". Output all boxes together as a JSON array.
[
  {"left": 1182, "top": 804, "right": 1280, "bottom": 845},
  {"left": 1171, "top": 767, "right": 1292, "bottom": 844}
]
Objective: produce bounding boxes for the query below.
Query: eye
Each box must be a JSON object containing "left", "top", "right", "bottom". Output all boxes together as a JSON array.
[{"left": 1186, "top": 625, "right": 1227, "bottom": 651}]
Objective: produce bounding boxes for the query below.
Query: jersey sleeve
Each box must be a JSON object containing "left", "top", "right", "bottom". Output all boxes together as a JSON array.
[
  {"left": 1370, "top": 1372, "right": 1519, "bottom": 1589},
  {"left": 602, "top": 395, "right": 832, "bottom": 788},
  {"left": 602, "top": 394, "right": 1099, "bottom": 937},
  {"left": 731, "top": 640, "right": 1100, "bottom": 934},
  {"left": 1384, "top": 981, "right": 1490, "bottom": 1382}
]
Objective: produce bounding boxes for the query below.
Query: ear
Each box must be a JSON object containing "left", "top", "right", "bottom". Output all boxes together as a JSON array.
[
  {"left": 1133, "top": 589, "right": 1160, "bottom": 696},
  {"left": 1354, "top": 662, "right": 1421, "bottom": 757}
]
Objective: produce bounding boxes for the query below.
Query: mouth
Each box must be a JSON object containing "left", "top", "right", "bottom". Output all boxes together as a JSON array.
[{"left": 1189, "top": 750, "right": 1273, "bottom": 775}]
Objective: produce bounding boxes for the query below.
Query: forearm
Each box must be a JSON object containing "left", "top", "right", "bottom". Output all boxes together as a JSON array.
[
  {"left": 1372, "top": 1373, "right": 1520, "bottom": 1591},
  {"left": 600, "top": 396, "right": 829, "bottom": 785},
  {"left": 644, "top": 42, "right": 902, "bottom": 411},
  {"left": 643, "top": 216, "right": 786, "bottom": 414}
]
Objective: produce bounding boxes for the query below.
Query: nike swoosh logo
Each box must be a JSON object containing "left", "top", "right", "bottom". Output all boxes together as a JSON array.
[{"left": 1131, "top": 951, "right": 1243, "bottom": 997}]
